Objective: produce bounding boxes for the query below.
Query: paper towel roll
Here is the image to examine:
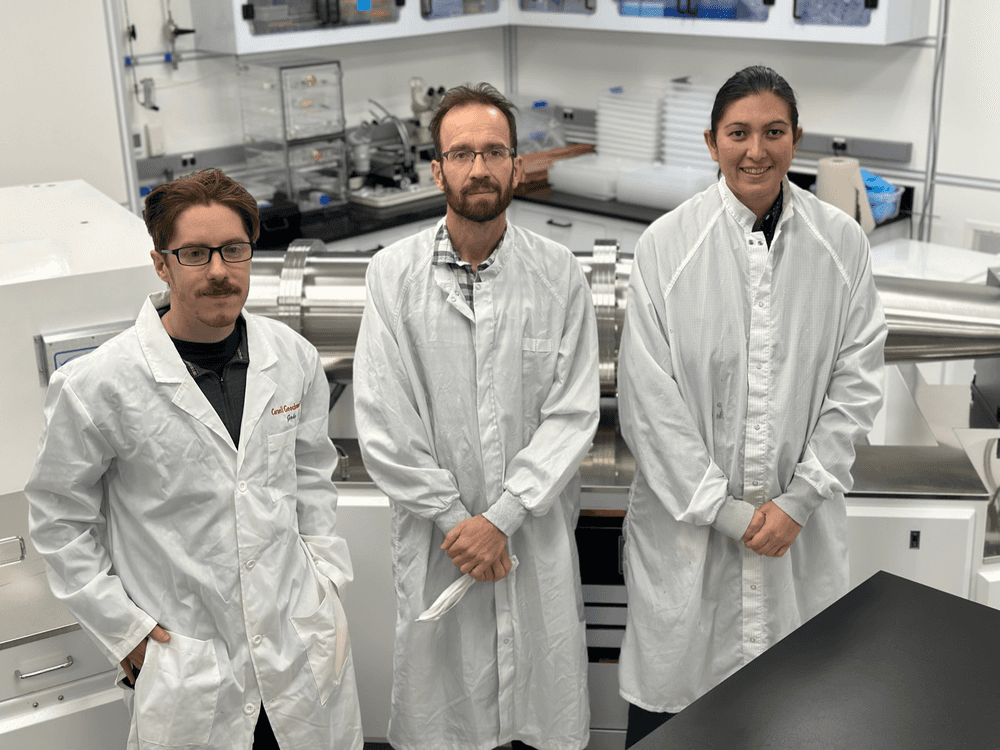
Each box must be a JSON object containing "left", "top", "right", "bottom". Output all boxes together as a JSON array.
[{"left": 816, "top": 156, "right": 876, "bottom": 234}]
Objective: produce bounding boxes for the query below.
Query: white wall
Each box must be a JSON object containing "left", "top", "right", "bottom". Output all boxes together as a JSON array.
[
  {"left": 3, "top": 0, "right": 997, "bottom": 248},
  {"left": 0, "top": 0, "right": 128, "bottom": 204}
]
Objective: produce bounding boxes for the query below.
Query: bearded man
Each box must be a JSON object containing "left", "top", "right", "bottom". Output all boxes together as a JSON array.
[{"left": 354, "top": 83, "right": 600, "bottom": 750}]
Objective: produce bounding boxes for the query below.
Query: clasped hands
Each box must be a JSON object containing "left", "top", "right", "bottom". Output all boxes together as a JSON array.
[
  {"left": 442, "top": 515, "right": 511, "bottom": 582},
  {"left": 741, "top": 500, "right": 802, "bottom": 558}
]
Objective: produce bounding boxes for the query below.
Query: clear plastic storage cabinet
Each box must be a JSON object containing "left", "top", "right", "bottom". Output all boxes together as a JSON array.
[{"left": 238, "top": 55, "right": 348, "bottom": 211}]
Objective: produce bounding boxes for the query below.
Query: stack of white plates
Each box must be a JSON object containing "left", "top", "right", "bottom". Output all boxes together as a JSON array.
[
  {"left": 661, "top": 79, "right": 718, "bottom": 174},
  {"left": 597, "top": 87, "right": 662, "bottom": 162}
]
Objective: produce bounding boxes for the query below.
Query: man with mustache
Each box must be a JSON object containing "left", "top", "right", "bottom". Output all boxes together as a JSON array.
[
  {"left": 26, "top": 169, "right": 363, "bottom": 750},
  {"left": 354, "top": 83, "right": 600, "bottom": 750}
]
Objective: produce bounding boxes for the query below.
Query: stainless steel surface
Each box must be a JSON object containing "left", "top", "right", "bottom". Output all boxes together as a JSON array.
[
  {"left": 592, "top": 240, "right": 620, "bottom": 393},
  {"left": 245, "top": 247, "right": 371, "bottom": 382},
  {"left": 15, "top": 656, "right": 74, "bottom": 680},
  {"left": 245, "top": 241, "right": 632, "bottom": 385},
  {"left": 877, "top": 275, "right": 1000, "bottom": 362},
  {"left": 850, "top": 445, "right": 988, "bottom": 499},
  {"left": 248, "top": 239, "right": 1000, "bottom": 386}
]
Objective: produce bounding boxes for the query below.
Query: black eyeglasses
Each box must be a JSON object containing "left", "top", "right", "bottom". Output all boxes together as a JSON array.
[
  {"left": 161, "top": 242, "right": 255, "bottom": 266},
  {"left": 440, "top": 147, "right": 515, "bottom": 166}
]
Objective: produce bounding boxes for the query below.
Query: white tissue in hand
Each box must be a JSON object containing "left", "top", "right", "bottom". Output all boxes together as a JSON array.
[{"left": 416, "top": 556, "right": 519, "bottom": 622}]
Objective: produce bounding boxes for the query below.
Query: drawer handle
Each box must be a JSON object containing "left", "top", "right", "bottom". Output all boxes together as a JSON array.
[
  {"left": 15, "top": 656, "right": 74, "bottom": 680},
  {"left": 546, "top": 219, "right": 572, "bottom": 228},
  {"left": 0, "top": 535, "right": 26, "bottom": 567}
]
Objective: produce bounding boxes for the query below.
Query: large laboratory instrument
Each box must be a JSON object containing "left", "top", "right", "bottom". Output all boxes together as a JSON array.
[{"left": 0, "top": 182, "right": 163, "bottom": 747}]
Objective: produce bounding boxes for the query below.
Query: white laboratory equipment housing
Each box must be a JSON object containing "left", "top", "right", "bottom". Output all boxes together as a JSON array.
[{"left": 0, "top": 182, "right": 163, "bottom": 747}]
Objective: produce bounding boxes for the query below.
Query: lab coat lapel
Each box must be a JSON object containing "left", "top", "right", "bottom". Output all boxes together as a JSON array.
[
  {"left": 239, "top": 311, "right": 278, "bottom": 465},
  {"left": 434, "top": 263, "right": 474, "bottom": 321},
  {"left": 136, "top": 291, "right": 237, "bottom": 450}
]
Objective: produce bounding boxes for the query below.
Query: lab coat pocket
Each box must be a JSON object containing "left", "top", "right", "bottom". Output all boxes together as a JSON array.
[
  {"left": 291, "top": 579, "right": 351, "bottom": 705},
  {"left": 267, "top": 427, "right": 297, "bottom": 503},
  {"left": 135, "top": 632, "right": 220, "bottom": 747}
]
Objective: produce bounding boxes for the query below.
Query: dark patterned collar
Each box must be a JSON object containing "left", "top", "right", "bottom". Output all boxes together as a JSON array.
[{"left": 754, "top": 183, "right": 784, "bottom": 249}]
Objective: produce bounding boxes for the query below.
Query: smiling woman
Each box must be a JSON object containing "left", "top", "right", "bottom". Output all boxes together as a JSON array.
[
  {"left": 703, "top": 65, "right": 802, "bottom": 223},
  {"left": 615, "top": 65, "right": 887, "bottom": 747}
]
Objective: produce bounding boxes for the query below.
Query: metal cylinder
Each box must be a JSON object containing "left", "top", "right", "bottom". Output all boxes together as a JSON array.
[
  {"left": 877, "top": 275, "right": 1000, "bottom": 362},
  {"left": 246, "top": 239, "right": 1000, "bottom": 382}
]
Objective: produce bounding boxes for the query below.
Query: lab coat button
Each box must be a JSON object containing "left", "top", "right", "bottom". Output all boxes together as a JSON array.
[
  {"left": 758, "top": 301, "right": 764, "bottom": 308},
  {"left": 244, "top": 703, "right": 255, "bottom": 715},
  {"left": 754, "top": 424, "right": 760, "bottom": 430},
  {"left": 252, "top": 634, "right": 263, "bottom": 646},
  {"left": 238, "top": 481, "right": 248, "bottom": 493},
  {"left": 246, "top": 559, "right": 256, "bottom": 570}
]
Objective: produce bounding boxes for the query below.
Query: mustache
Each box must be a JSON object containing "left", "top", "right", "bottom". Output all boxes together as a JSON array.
[
  {"left": 461, "top": 178, "right": 499, "bottom": 194},
  {"left": 201, "top": 282, "right": 242, "bottom": 296}
]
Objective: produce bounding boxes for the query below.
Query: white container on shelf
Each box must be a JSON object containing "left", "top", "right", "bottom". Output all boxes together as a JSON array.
[
  {"left": 548, "top": 153, "right": 633, "bottom": 201},
  {"left": 617, "top": 163, "right": 716, "bottom": 210}
]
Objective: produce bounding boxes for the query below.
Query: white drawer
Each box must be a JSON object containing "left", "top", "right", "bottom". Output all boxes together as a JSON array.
[{"left": 0, "top": 627, "right": 112, "bottom": 703}]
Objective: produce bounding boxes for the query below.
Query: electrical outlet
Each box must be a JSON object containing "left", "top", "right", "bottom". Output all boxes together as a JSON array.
[
  {"left": 909, "top": 530, "right": 920, "bottom": 549},
  {"left": 181, "top": 153, "right": 197, "bottom": 168},
  {"left": 562, "top": 108, "right": 576, "bottom": 121}
]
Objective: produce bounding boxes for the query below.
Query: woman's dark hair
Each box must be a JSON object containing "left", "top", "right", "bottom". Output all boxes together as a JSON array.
[
  {"left": 709, "top": 65, "right": 799, "bottom": 138},
  {"left": 144, "top": 168, "right": 260, "bottom": 253},
  {"left": 431, "top": 83, "right": 518, "bottom": 158}
]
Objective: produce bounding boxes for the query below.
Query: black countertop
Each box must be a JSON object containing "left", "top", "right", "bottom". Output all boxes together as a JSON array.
[
  {"left": 333, "top": 436, "right": 989, "bottom": 502},
  {"left": 634, "top": 571, "right": 1000, "bottom": 750},
  {"left": 277, "top": 188, "right": 665, "bottom": 248}
]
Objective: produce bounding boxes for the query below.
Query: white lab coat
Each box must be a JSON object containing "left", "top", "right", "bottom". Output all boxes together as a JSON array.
[
  {"left": 617, "top": 178, "right": 886, "bottom": 712},
  {"left": 26, "top": 290, "right": 363, "bottom": 750},
  {"left": 354, "top": 219, "right": 599, "bottom": 750}
]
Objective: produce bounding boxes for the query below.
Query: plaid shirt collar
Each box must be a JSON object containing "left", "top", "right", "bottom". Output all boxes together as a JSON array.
[{"left": 430, "top": 220, "right": 506, "bottom": 274}]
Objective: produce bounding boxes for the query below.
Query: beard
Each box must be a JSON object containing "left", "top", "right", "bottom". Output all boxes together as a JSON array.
[{"left": 441, "top": 172, "right": 515, "bottom": 223}]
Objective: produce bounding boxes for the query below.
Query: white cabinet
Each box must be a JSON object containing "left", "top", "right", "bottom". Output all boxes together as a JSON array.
[
  {"left": 845, "top": 498, "right": 982, "bottom": 599},
  {"left": 508, "top": 0, "right": 932, "bottom": 45},
  {"left": 508, "top": 200, "right": 648, "bottom": 257},
  {"left": 335, "top": 487, "right": 396, "bottom": 742},
  {"left": 191, "top": 0, "right": 505, "bottom": 55},
  {"left": 192, "top": 0, "right": 931, "bottom": 55}
]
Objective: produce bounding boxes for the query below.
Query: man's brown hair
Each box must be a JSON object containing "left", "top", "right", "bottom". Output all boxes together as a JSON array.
[
  {"left": 144, "top": 169, "right": 260, "bottom": 253},
  {"left": 430, "top": 83, "right": 518, "bottom": 159}
]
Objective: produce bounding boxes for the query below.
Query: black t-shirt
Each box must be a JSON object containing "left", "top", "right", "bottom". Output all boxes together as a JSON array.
[{"left": 159, "top": 309, "right": 249, "bottom": 446}]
